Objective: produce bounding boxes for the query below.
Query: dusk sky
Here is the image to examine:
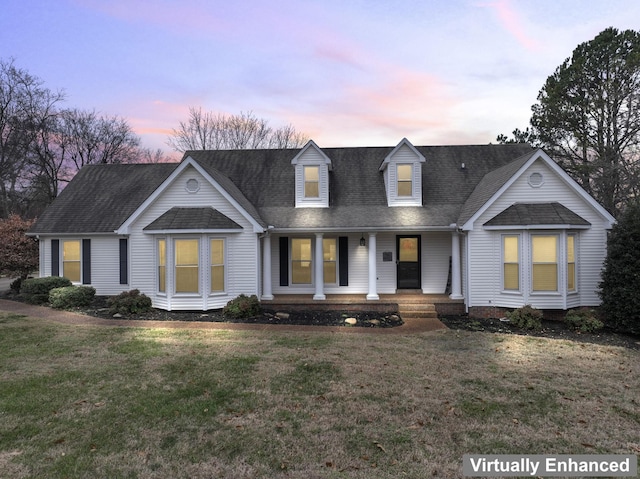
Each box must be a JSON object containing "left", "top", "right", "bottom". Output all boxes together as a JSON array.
[{"left": 3, "top": 1, "right": 639, "bottom": 159}]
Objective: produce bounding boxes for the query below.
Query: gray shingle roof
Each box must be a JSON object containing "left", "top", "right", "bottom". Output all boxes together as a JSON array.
[
  {"left": 143, "top": 207, "right": 242, "bottom": 231},
  {"left": 30, "top": 143, "right": 535, "bottom": 234},
  {"left": 484, "top": 203, "right": 591, "bottom": 227},
  {"left": 187, "top": 144, "right": 534, "bottom": 230},
  {"left": 29, "top": 163, "right": 178, "bottom": 234}
]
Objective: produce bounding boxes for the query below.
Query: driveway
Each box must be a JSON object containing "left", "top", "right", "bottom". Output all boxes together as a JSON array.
[{"left": 0, "top": 277, "right": 14, "bottom": 292}]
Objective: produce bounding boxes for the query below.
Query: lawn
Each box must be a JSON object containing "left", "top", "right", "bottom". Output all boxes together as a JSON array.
[{"left": 0, "top": 312, "right": 638, "bottom": 478}]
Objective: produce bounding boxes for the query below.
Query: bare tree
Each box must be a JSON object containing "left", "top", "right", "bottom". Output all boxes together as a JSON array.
[
  {"left": 57, "top": 109, "right": 141, "bottom": 169},
  {"left": 0, "top": 58, "right": 65, "bottom": 217},
  {"left": 167, "top": 107, "right": 308, "bottom": 152}
]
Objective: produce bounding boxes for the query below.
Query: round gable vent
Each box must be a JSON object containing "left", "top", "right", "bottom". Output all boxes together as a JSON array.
[
  {"left": 528, "top": 172, "right": 544, "bottom": 188},
  {"left": 185, "top": 178, "right": 200, "bottom": 193}
]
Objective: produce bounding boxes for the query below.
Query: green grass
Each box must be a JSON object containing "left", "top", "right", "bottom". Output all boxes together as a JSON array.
[{"left": 0, "top": 312, "right": 639, "bottom": 478}]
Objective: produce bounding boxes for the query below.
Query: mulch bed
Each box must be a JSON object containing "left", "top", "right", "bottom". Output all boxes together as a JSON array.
[{"left": 438, "top": 315, "right": 640, "bottom": 350}]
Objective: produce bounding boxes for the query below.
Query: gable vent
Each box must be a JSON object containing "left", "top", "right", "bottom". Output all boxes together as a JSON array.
[{"left": 528, "top": 172, "right": 544, "bottom": 188}]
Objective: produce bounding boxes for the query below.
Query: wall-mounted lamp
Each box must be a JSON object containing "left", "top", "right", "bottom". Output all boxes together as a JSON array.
[{"left": 359, "top": 234, "right": 366, "bottom": 247}]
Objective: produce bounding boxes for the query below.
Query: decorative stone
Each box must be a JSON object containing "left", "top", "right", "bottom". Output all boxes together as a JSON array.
[
  {"left": 276, "top": 312, "right": 290, "bottom": 319},
  {"left": 369, "top": 319, "right": 381, "bottom": 325},
  {"left": 112, "top": 313, "right": 123, "bottom": 318},
  {"left": 344, "top": 317, "right": 357, "bottom": 325},
  {"left": 388, "top": 314, "right": 401, "bottom": 322}
]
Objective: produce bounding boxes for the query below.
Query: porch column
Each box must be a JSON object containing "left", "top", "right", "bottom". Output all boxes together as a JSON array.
[
  {"left": 313, "top": 233, "right": 326, "bottom": 300},
  {"left": 366, "top": 232, "right": 379, "bottom": 300},
  {"left": 261, "top": 234, "right": 274, "bottom": 300},
  {"left": 450, "top": 228, "right": 464, "bottom": 300}
]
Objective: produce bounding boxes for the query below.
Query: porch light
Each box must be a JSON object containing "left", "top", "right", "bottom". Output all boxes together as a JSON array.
[{"left": 360, "top": 235, "right": 366, "bottom": 247}]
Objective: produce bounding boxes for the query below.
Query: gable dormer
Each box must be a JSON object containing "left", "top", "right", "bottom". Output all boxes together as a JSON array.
[
  {"left": 379, "top": 138, "right": 425, "bottom": 206},
  {"left": 291, "top": 140, "right": 332, "bottom": 208}
]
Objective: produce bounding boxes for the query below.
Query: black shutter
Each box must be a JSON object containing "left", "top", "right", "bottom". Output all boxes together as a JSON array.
[
  {"left": 119, "top": 238, "right": 128, "bottom": 285},
  {"left": 82, "top": 239, "right": 91, "bottom": 284},
  {"left": 279, "top": 237, "right": 289, "bottom": 286},
  {"left": 339, "top": 236, "right": 349, "bottom": 286},
  {"left": 51, "top": 240, "right": 59, "bottom": 276}
]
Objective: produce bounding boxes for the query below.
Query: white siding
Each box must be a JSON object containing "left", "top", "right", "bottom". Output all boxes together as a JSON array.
[
  {"left": 37, "top": 236, "right": 126, "bottom": 295},
  {"left": 384, "top": 144, "right": 424, "bottom": 206},
  {"left": 467, "top": 159, "right": 610, "bottom": 310},
  {"left": 128, "top": 164, "right": 259, "bottom": 310}
]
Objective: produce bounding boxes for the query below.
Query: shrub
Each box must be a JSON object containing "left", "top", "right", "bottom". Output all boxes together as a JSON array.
[
  {"left": 108, "top": 289, "right": 152, "bottom": 315},
  {"left": 564, "top": 309, "right": 604, "bottom": 333},
  {"left": 19, "top": 277, "right": 73, "bottom": 304},
  {"left": 10, "top": 277, "right": 23, "bottom": 293},
  {"left": 0, "top": 215, "right": 39, "bottom": 279},
  {"left": 599, "top": 200, "right": 640, "bottom": 334},
  {"left": 49, "top": 286, "right": 96, "bottom": 310},
  {"left": 223, "top": 294, "right": 261, "bottom": 319},
  {"left": 506, "top": 304, "right": 543, "bottom": 330}
]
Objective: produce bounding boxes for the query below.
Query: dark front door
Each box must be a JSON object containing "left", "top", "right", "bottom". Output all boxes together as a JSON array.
[{"left": 397, "top": 235, "right": 421, "bottom": 289}]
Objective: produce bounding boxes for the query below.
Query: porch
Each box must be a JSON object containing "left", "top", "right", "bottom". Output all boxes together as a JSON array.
[{"left": 261, "top": 293, "right": 465, "bottom": 320}]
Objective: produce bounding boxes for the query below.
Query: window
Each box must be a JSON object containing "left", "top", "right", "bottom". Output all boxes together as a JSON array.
[
  {"left": 292, "top": 238, "right": 312, "bottom": 284},
  {"left": 175, "top": 239, "right": 199, "bottom": 293},
  {"left": 503, "top": 235, "right": 519, "bottom": 291},
  {"left": 323, "top": 238, "right": 337, "bottom": 284},
  {"left": 304, "top": 166, "right": 319, "bottom": 198},
  {"left": 158, "top": 239, "right": 166, "bottom": 293},
  {"left": 397, "top": 164, "right": 413, "bottom": 196},
  {"left": 210, "top": 239, "right": 225, "bottom": 293},
  {"left": 532, "top": 235, "right": 558, "bottom": 291},
  {"left": 567, "top": 235, "right": 576, "bottom": 292},
  {"left": 63, "top": 240, "right": 81, "bottom": 282}
]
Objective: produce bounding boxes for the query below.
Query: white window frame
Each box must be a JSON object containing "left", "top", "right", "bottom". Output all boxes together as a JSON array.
[
  {"left": 157, "top": 238, "right": 167, "bottom": 295},
  {"left": 174, "top": 238, "right": 200, "bottom": 295},
  {"left": 291, "top": 237, "right": 313, "bottom": 285},
  {"left": 396, "top": 164, "right": 413, "bottom": 197},
  {"left": 323, "top": 237, "right": 338, "bottom": 285},
  {"left": 567, "top": 233, "right": 577, "bottom": 293},
  {"left": 501, "top": 234, "right": 521, "bottom": 293},
  {"left": 209, "top": 237, "right": 226, "bottom": 295},
  {"left": 303, "top": 166, "right": 320, "bottom": 199},
  {"left": 531, "top": 234, "right": 560, "bottom": 293},
  {"left": 62, "top": 239, "right": 82, "bottom": 283}
]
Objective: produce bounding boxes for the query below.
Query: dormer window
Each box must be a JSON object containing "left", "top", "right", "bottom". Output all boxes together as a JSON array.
[
  {"left": 292, "top": 140, "right": 332, "bottom": 208},
  {"left": 304, "top": 166, "right": 320, "bottom": 198},
  {"left": 397, "top": 164, "right": 413, "bottom": 196},
  {"left": 379, "top": 138, "right": 425, "bottom": 207}
]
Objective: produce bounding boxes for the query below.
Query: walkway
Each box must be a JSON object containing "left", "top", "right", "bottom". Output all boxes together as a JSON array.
[{"left": 0, "top": 299, "right": 447, "bottom": 335}]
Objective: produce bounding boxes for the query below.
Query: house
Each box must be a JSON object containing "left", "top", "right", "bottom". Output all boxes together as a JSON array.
[{"left": 28, "top": 138, "right": 615, "bottom": 317}]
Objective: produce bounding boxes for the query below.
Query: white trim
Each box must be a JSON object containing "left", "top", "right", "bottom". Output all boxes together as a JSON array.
[
  {"left": 290, "top": 140, "right": 332, "bottom": 169},
  {"left": 144, "top": 229, "right": 242, "bottom": 234},
  {"left": 378, "top": 138, "right": 426, "bottom": 171},
  {"left": 483, "top": 224, "right": 591, "bottom": 231},
  {"left": 461, "top": 149, "right": 616, "bottom": 231},
  {"left": 116, "top": 157, "right": 265, "bottom": 235}
]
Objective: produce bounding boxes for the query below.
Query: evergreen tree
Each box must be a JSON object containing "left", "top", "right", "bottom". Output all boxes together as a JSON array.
[{"left": 599, "top": 201, "right": 640, "bottom": 334}]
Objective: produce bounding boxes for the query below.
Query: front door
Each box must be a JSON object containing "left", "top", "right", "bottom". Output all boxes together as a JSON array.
[{"left": 397, "top": 235, "right": 421, "bottom": 289}]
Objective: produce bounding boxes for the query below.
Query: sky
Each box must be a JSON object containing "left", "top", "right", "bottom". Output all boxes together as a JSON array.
[{"left": 2, "top": 0, "right": 640, "bottom": 159}]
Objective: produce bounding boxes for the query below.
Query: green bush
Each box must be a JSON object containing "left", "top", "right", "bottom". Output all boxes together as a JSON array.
[
  {"left": 9, "top": 277, "right": 23, "bottom": 293},
  {"left": 506, "top": 304, "right": 543, "bottom": 330},
  {"left": 19, "top": 276, "right": 73, "bottom": 304},
  {"left": 107, "top": 289, "right": 153, "bottom": 315},
  {"left": 49, "top": 286, "right": 96, "bottom": 310},
  {"left": 564, "top": 309, "right": 604, "bottom": 333},
  {"left": 223, "top": 294, "right": 261, "bottom": 319},
  {"left": 599, "top": 200, "right": 640, "bottom": 334}
]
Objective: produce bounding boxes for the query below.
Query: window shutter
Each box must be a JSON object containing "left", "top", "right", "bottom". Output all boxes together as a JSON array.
[
  {"left": 279, "top": 237, "right": 289, "bottom": 286},
  {"left": 119, "top": 238, "right": 128, "bottom": 285},
  {"left": 82, "top": 239, "right": 91, "bottom": 284},
  {"left": 51, "top": 240, "right": 59, "bottom": 276},
  {"left": 339, "top": 236, "right": 349, "bottom": 286}
]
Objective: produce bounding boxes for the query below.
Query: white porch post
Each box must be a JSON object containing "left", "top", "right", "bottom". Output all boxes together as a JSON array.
[
  {"left": 366, "top": 232, "right": 379, "bottom": 300},
  {"left": 313, "top": 233, "right": 326, "bottom": 300},
  {"left": 261, "top": 234, "right": 274, "bottom": 300},
  {"left": 450, "top": 228, "right": 464, "bottom": 300}
]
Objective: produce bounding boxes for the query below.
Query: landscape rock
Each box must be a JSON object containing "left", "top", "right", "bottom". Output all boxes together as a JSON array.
[
  {"left": 344, "top": 317, "right": 357, "bottom": 325},
  {"left": 276, "top": 312, "right": 290, "bottom": 319}
]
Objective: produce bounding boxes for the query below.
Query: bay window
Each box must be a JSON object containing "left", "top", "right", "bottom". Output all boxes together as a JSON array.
[
  {"left": 567, "top": 235, "right": 576, "bottom": 292},
  {"left": 175, "top": 239, "right": 199, "bottom": 293},
  {"left": 502, "top": 235, "right": 520, "bottom": 291},
  {"left": 532, "top": 235, "right": 558, "bottom": 292},
  {"left": 210, "top": 239, "right": 225, "bottom": 293},
  {"left": 158, "top": 239, "right": 166, "bottom": 293}
]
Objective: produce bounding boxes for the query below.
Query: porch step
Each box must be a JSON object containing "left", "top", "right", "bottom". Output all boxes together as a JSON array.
[{"left": 397, "top": 302, "right": 438, "bottom": 320}]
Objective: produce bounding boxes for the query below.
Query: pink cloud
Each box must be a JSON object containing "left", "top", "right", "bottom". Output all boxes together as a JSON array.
[{"left": 479, "top": 0, "right": 541, "bottom": 52}]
